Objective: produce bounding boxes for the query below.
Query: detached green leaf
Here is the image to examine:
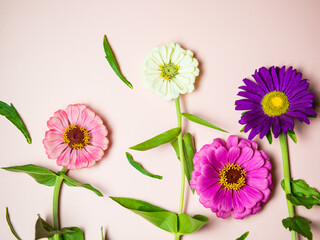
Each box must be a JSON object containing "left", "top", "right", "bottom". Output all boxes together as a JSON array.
[
  {"left": 181, "top": 113, "right": 228, "bottom": 133},
  {"left": 60, "top": 227, "right": 84, "bottom": 240},
  {"left": 101, "top": 226, "right": 105, "bottom": 240},
  {"left": 281, "top": 179, "right": 320, "bottom": 209},
  {"left": 110, "top": 197, "right": 178, "bottom": 233},
  {"left": 60, "top": 173, "right": 103, "bottom": 197},
  {"left": 0, "top": 101, "right": 31, "bottom": 143},
  {"left": 288, "top": 130, "right": 297, "bottom": 143},
  {"left": 3, "top": 164, "right": 58, "bottom": 186},
  {"left": 130, "top": 128, "right": 181, "bottom": 151},
  {"left": 6, "top": 208, "right": 22, "bottom": 240},
  {"left": 282, "top": 216, "right": 312, "bottom": 240},
  {"left": 236, "top": 231, "right": 249, "bottom": 240},
  {"left": 266, "top": 131, "right": 272, "bottom": 144},
  {"left": 126, "top": 152, "right": 162, "bottom": 179},
  {"left": 171, "top": 133, "right": 195, "bottom": 194},
  {"left": 103, "top": 35, "right": 133, "bottom": 89},
  {"left": 177, "top": 213, "right": 208, "bottom": 235}
]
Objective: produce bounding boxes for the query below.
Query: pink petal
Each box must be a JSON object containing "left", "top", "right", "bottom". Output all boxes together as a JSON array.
[
  {"left": 219, "top": 189, "right": 233, "bottom": 212},
  {"left": 215, "top": 146, "right": 228, "bottom": 166},
  {"left": 246, "top": 176, "right": 269, "bottom": 190},
  {"left": 80, "top": 107, "right": 96, "bottom": 129},
  {"left": 53, "top": 110, "right": 69, "bottom": 129},
  {"left": 66, "top": 104, "right": 81, "bottom": 125},
  {"left": 85, "top": 145, "right": 104, "bottom": 161},
  {"left": 47, "top": 116, "right": 67, "bottom": 133},
  {"left": 45, "top": 129, "right": 63, "bottom": 141},
  {"left": 43, "top": 137, "right": 64, "bottom": 150},
  {"left": 56, "top": 149, "right": 71, "bottom": 167},
  {"left": 227, "top": 146, "right": 240, "bottom": 164},
  {"left": 87, "top": 115, "right": 104, "bottom": 131},
  {"left": 90, "top": 125, "right": 108, "bottom": 138},
  {"left": 227, "top": 135, "right": 239, "bottom": 149},
  {"left": 90, "top": 136, "right": 109, "bottom": 150},
  {"left": 236, "top": 147, "right": 254, "bottom": 166},
  {"left": 46, "top": 144, "right": 67, "bottom": 159},
  {"left": 66, "top": 150, "right": 78, "bottom": 170}
]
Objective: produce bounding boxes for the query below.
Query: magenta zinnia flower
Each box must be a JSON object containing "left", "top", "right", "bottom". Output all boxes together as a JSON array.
[
  {"left": 191, "top": 135, "right": 272, "bottom": 219},
  {"left": 43, "top": 104, "right": 109, "bottom": 169},
  {"left": 235, "top": 66, "right": 316, "bottom": 139}
]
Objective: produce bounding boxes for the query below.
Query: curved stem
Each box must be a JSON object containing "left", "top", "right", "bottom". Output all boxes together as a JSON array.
[
  {"left": 279, "top": 132, "right": 297, "bottom": 240},
  {"left": 175, "top": 97, "right": 186, "bottom": 215},
  {"left": 53, "top": 167, "right": 68, "bottom": 230}
]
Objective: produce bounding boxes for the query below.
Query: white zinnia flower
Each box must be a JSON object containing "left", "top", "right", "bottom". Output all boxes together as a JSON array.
[{"left": 142, "top": 42, "right": 199, "bottom": 101}]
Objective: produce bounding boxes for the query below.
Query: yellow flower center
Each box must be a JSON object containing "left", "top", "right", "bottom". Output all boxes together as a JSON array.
[
  {"left": 63, "top": 124, "right": 90, "bottom": 149},
  {"left": 261, "top": 91, "right": 290, "bottom": 117},
  {"left": 219, "top": 163, "right": 246, "bottom": 190},
  {"left": 159, "top": 62, "right": 179, "bottom": 81}
]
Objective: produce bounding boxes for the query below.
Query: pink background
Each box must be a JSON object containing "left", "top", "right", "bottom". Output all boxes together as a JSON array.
[{"left": 1, "top": 0, "right": 320, "bottom": 239}]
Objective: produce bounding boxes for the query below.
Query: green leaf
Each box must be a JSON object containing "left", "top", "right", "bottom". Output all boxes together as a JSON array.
[
  {"left": 236, "top": 231, "right": 249, "bottom": 240},
  {"left": 60, "top": 227, "right": 84, "bottom": 240},
  {"left": 126, "top": 152, "right": 162, "bottom": 179},
  {"left": 60, "top": 173, "right": 103, "bottom": 197},
  {"left": 0, "top": 101, "right": 31, "bottom": 143},
  {"left": 103, "top": 35, "right": 133, "bottom": 89},
  {"left": 288, "top": 130, "right": 297, "bottom": 143},
  {"left": 282, "top": 216, "right": 312, "bottom": 240},
  {"left": 101, "top": 226, "right": 105, "bottom": 240},
  {"left": 35, "top": 215, "right": 60, "bottom": 239},
  {"left": 181, "top": 113, "right": 228, "bottom": 133},
  {"left": 177, "top": 213, "right": 208, "bottom": 235},
  {"left": 281, "top": 179, "right": 320, "bottom": 209},
  {"left": 3, "top": 164, "right": 58, "bottom": 186},
  {"left": 6, "top": 208, "right": 22, "bottom": 240},
  {"left": 170, "top": 133, "right": 195, "bottom": 194},
  {"left": 110, "top": 197, "right": 178, "bottom": 233},
  {"left": 266, "top": 131, "right": 272, "bottom": 144},
  {"left": 240, "top": 126, "right": 245, "bottom": 133},
  {"left": 130, "top": 127, "right": 181, "bottom": 151}
]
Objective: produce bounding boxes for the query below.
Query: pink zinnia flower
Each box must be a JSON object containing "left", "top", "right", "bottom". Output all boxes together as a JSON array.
[
  {"left": 43, "top": 104, "right": 109, "bottom": 169},
  {"left": 191, "top": 135, "right": 272, "bottom": 219}
]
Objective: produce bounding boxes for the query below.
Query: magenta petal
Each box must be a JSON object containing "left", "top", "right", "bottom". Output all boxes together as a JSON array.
[
  {"left": 219, "top": 190, "right": 233, "bottom": 212},
  {"left": 246, "top": 167, "right": 269, "bottom": 178},
  {"left": 199, "top": 182, "right": 221, "bottom": 199},
  {"left": 242, "top": 186, "right": 263, "bottom": 206},
  {"left": 227, "top": 146, "right": 241, "bottom": 164},
  {"left": 215, "top": 146, "right": 228, "bottom": 166},
  {"left": 202, "top": 165, "right": 219, "bottom": 179},
  {"left": 232, "top": 191, "right": 245, "bottom": 213},
  {"left": 231, "top": 208, "right": 252, "bottom": 219},
  {"left": 197, "top": 175, "right": 219, "bottom": 190},
  {"left": 246, "top": 176, "right": 269, "bottom": 190},
  {"left": 236, "top": 147, "right": 254, "bottom": 166},
  {"left": 241, "top": 151, "right": 265, "bottom": 171},
  {"left": 216, "top": 210, "right": 231, "bottom": 219},
  {"left": 227, "top": 135, "right": 239, "bottom": 149}
]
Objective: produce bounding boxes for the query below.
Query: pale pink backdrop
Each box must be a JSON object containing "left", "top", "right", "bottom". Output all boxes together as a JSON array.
[{"left": 1, "top": 0, "right": 320, "bottom": 239}]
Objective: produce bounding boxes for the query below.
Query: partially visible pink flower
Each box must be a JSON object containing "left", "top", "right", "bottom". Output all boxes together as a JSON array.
[
  {"left": 43, "top": 104, "right": 108, "bottom": 169},
  {"left": 191, "top": 135, "right": 272, "bottom": 219}
]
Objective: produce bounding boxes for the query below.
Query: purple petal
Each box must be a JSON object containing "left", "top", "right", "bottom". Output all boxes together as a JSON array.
[
  {"left": 283, "top": 69, "right": 297, "bottom": 93},
  {"left": 286, "top": 110, "right": 310, "bottom": 124},
  {"left": 278, "top": 66, "right": 286, "bottom": 90},
  {"left": 270, "top": 66, "right": 280, "bottom": 91},
  {"left": 281, "top": 66, "right": 293, "bottom": 91},
  {"left": 272, "top": 117, "right": 281, "bottom": 138},
  {"left": 260, "top": 67, "right": 274, "bottom": 91},
  {"left": 248, "top": 124, "right": 263, "bottom": 140},
  {"left": 253, "top": 69, "right": 269, "bottom": 94},
  {"left": 242, "top": 78, "right": 265, "bottom": 96},
  {"left": 259, "top": 117, "right": 272, "bottom": 139},
  {"left": 238, "top": 91, "right": 263, "bottom": 103},
  {"left": 235, "top": 99, "right": 260, "bottom": 110}
]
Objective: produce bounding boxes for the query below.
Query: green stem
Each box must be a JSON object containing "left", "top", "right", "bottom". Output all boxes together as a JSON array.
[
  {"left": 53, "top": 167, "right": 68, "bottom": 231},
  {"left": 5, "top": 207, "right": 22, "bottom": 240},
  {"left": 175, "top": 97, "right": 186, "bottom": 215},
  {"left": 279, "top": 132, "right": 297, "bottom": 240},
  {"left": 174, "top": 234, "right": 180, "bottom": 240}
]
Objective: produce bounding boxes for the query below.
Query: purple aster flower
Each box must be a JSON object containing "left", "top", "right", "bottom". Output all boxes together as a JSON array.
[
  {"left": 191, "top": 135, "right": 273, "bottom": 219},
  {"left": 235, "top": 66, "right": 317, "bottom": 139}
]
